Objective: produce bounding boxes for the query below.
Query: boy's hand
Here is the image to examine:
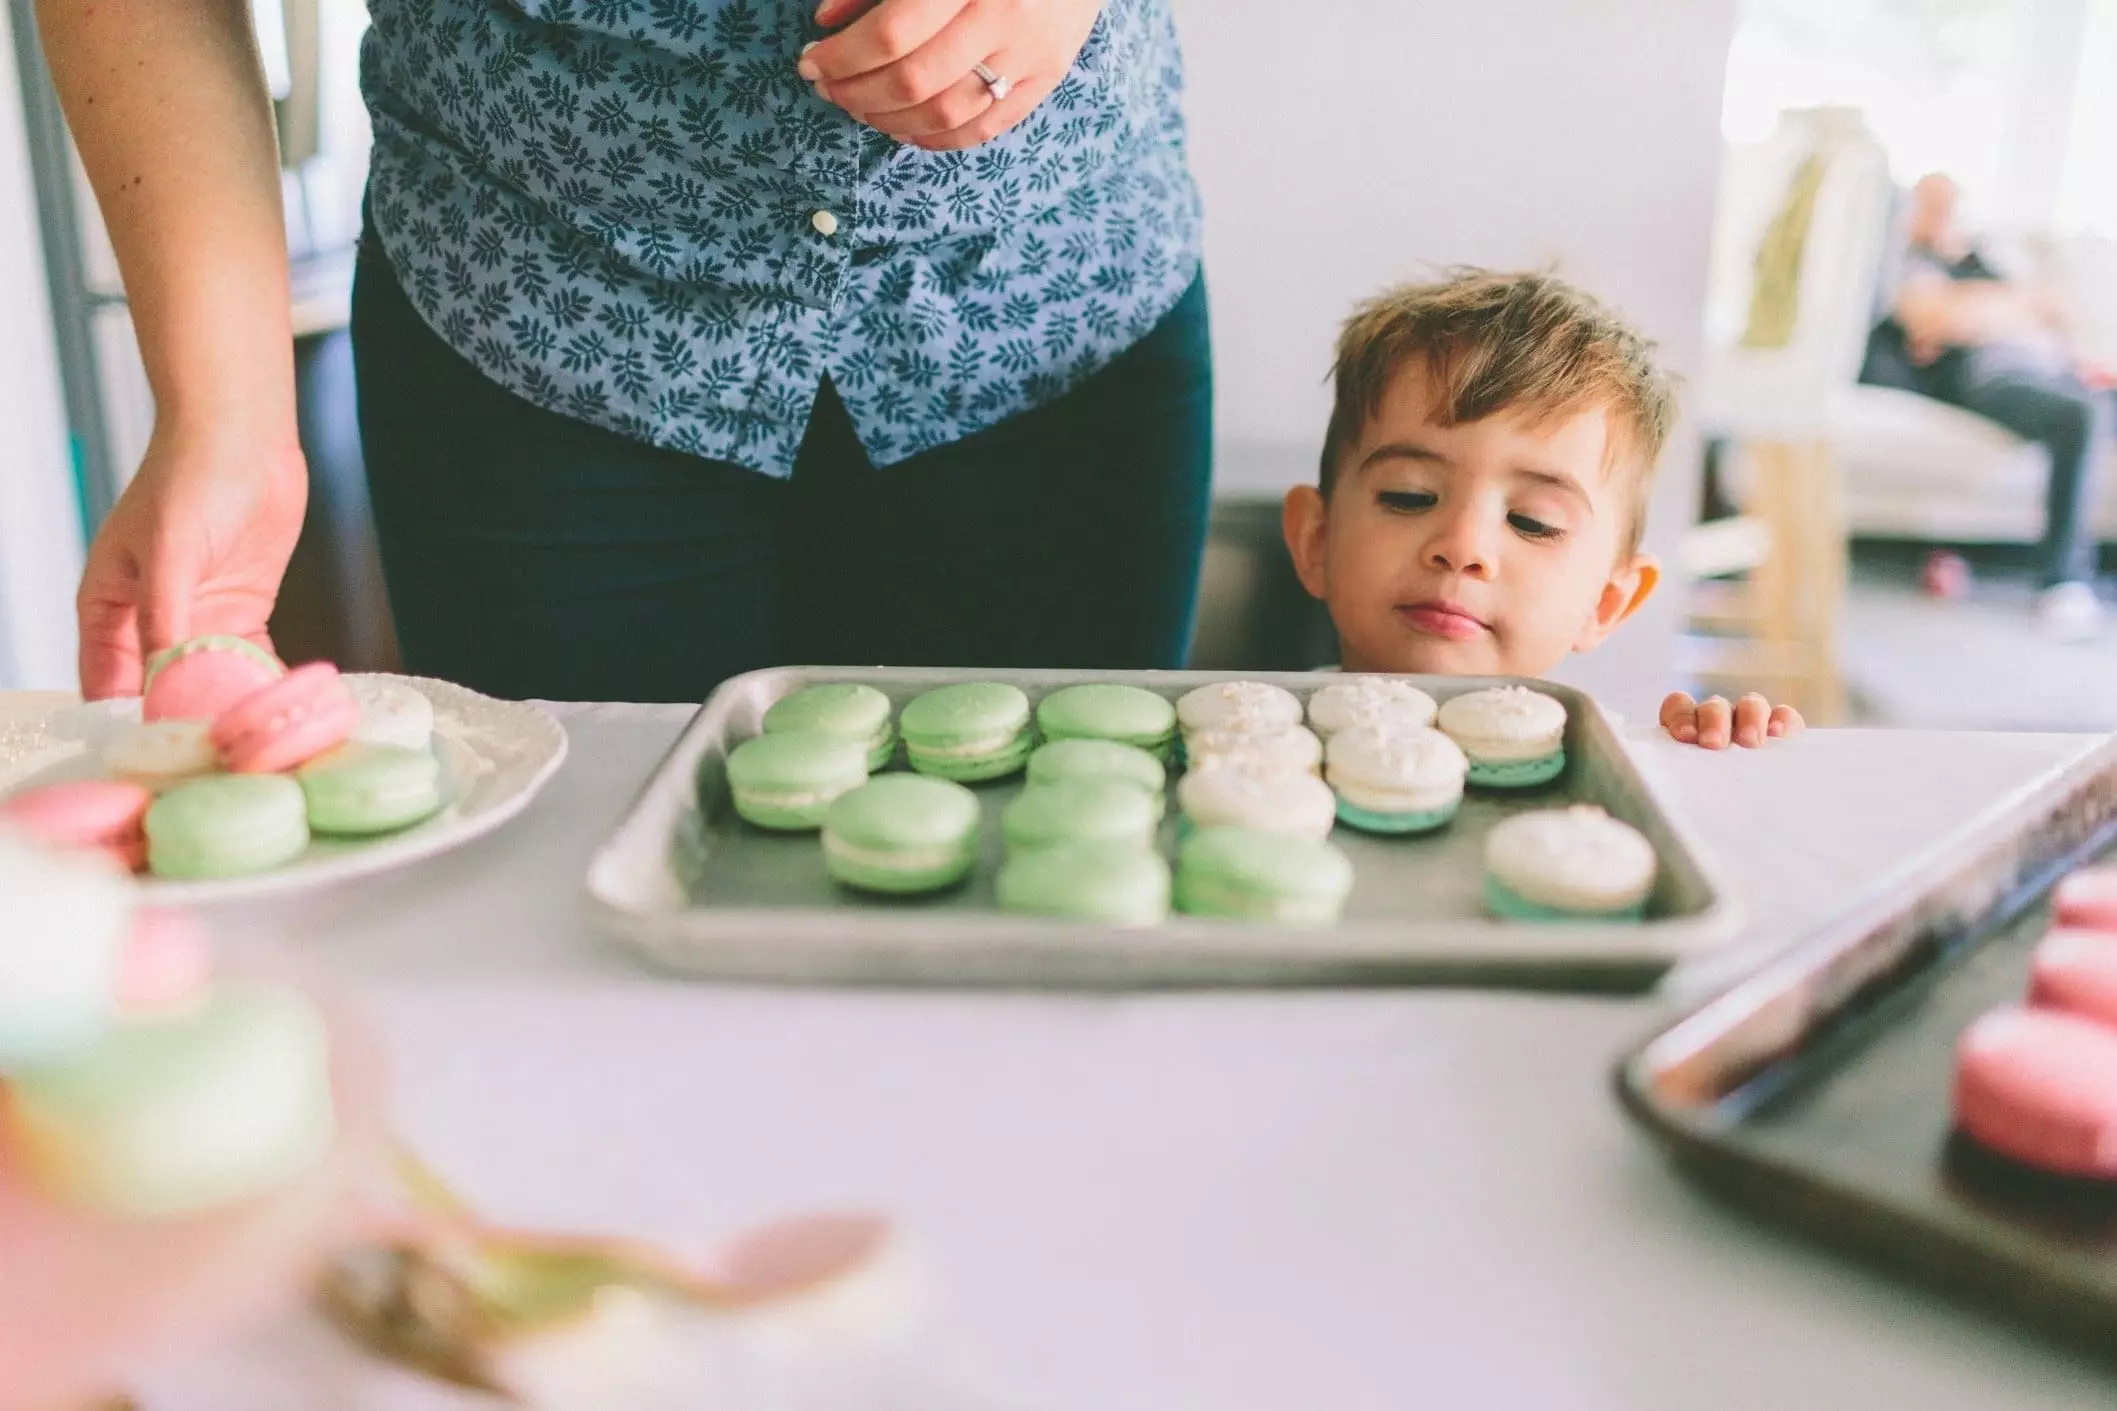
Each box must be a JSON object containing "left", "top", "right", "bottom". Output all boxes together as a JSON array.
[{"left": 1658, "top": 692, "right": 1804, "bottom": 749}]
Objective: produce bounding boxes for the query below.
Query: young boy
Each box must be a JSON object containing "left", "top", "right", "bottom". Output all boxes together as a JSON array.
[{"left": 1281, "top": 268, "right": 1802, "bottom": 750}]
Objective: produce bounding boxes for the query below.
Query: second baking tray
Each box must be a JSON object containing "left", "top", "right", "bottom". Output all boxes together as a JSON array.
[
  {"left": 586, "top": 667, "right": 1740, "bottom": 989},
  {"left": 1617, "top": 733, "right": 2117, "bottom": 1358}
]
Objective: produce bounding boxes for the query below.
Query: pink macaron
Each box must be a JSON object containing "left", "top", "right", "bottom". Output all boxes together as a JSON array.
[
  {"left": 2028, "top": 928, "right": 2117, "bottom": 1031},
  {"left": 142, "top": 640, "right": 284, "bottom": 722},
  {"left": 2052, "top": 866, "right": 2117, "bottom": 933},
  {"left": 210, "top": 661, "right": 361, "bottom": 774},
  {"left": 0, "top": 780, "right": 154, "bottom": 871},
  {"left": 1953, "top": 1006, "right": 2117, "bottom": 1179},
  {"left": 116, "top": 908, "right": 214, "bottom": 1015}
]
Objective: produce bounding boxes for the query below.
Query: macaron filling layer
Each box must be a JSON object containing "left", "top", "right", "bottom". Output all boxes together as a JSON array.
[
  {"left": 1334, "top": 797, "right": 1460, "bottom": 835},
  {"left": 822, "top": 834, "right": 979, "bottom": 893},
  {"left": 904, "top": 734, "right": 1034, "bottom": 781},
  {"left": 1483, "top": 875, "right": 1645, "bottom": 921},
  {"left": 1465, "top": 752, "right": 1566, "bottom": 787},
  {"left": 904, "top": 729, "right": 1028, "bottom": 761},
  {"left": 862, "top": 726, "right": 898, "bottom": 771},
  {"left": 143, "top": 633, "right": 283, "bottom": 685},
  {"left": 1328, "top": 777, "right": 1464, "bottom": 816},
  {"left": 1172, "top": 871, "right": 1347, "bottom": 925},
  {"left": 821, "top": 836, "right": 977, "bottom": 873}
]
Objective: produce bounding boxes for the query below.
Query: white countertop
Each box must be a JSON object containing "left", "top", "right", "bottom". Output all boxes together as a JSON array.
[{"left": 135, "top": 707, "right": 2117, "bottom": 1409}]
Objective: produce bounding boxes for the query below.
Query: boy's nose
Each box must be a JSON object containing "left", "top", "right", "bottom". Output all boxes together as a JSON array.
[{"left": 1424, "top": 510, "right": 1496, "bottom": 578}]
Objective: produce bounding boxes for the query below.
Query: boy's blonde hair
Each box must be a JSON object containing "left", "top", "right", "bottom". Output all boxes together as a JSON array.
[{"left": 1319, "top": 268, "right": 1678, "bottom": 554}]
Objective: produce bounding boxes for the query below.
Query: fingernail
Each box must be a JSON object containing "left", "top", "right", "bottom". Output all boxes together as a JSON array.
[
  {"left": 797, "top": 50, "right": 821, "bottom": 81},
  {"left": 1768, "top": 720, "right": 1786, "bottom": 737}
]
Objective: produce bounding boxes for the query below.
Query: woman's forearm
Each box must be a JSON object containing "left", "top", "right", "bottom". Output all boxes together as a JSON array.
[{"left": 34, "top": 0, "right": 298, "bottom": 441}]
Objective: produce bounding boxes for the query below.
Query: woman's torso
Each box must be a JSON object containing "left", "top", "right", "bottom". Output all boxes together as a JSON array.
[{"left": 358, "top": 0, "right": 1204, "bottom": 474}]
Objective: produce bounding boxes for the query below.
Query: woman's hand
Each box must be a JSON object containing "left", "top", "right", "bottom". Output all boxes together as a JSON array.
[
  {"left": 35, "top": 0, "right": 308, "bottom": 698},
  {"left": 77, "top": 422, "right": 307, "bottom": 699},
  {"left": 801, "top": 0, "right": 1104, "bottom": 151},
  {"left": 1658, "top": 692, "right": 1805, "bottom": 749}
]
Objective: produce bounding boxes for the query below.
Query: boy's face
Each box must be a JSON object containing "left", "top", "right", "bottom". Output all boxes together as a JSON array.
[{"left": 1284, "top": 361, "right": 1659, "bottom": 678}]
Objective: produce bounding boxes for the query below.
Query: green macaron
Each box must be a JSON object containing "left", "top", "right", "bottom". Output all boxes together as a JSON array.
[
  {"left": 297, "top": 742, "right": 445, "bottom": 836},
  {"left": 1025, "top": 738, "right": 1167, "bottom": 798},
  {"left": 1001, "top": 779, "right": 1160, "bottom": 855},
  {"left": 145, "top": 774, "right": 311, "bottom": 879},
  {"left": 141, "top": 633, "right": 283, "bottom": 690},
  {"left": 5, "top": 981, "right": 334, "bottom": 1218},
  {"left": 822, "top": 774, "right": 982, "bottom": 894},
  {"left": 1034, "top": 685, "right": 1177, "bottom": 760},
  {"left": 997, "top": 842, "right": 1172, "bottom": 926},
  {"left": 725, "top": 731, "right": 871, "bottom": 832},
  {"left": 762, "top": 683, "right": 898, "bottom": 772},
  {"left": 1173, "top": 825, "right": 1355, "bottom": 925},
  {"left": 898, "top": 683, "right": 1034, "bottom": 782}
]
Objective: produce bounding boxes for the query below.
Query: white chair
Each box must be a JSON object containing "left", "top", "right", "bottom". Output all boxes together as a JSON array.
[{"left": 1685, "top": 107, "right": 1898, "bottom": 722}]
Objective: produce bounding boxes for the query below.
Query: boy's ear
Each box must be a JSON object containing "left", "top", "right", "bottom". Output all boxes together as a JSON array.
[
  {"left": 1574, "top": 552, "right": 1660, "bottom": 651},
  {"left": 1283, "top": 485, "right": 1331, "bottom": 601}
]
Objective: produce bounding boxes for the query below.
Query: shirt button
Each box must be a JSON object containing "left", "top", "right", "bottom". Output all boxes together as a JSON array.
[{"left": 810, "top": 209, "right": 839, "bottom": 237}]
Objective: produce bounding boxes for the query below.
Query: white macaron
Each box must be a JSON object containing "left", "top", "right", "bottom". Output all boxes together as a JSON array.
[
  {"left": 1324, "top": 723, "right": 1467, "bottom": 834},
  {"left": 1184, "top": 724, "right": 1323, "bottom": 777},
  {"left": 101, "top": 719, "right": 220, "bottom": 791},
  {"left": 1482, "top": 805, "right": 1656, "bottom": 920},
  {"left": 347, "top": 676, "right": 436, "bottom": 753},
  {"left": 1177, "top": 761, "right": 1336, "bottom": 840},
  {"left": 1175, "top": 681, "right": 1303, "bottom": 742},
  {"left": 1436, "top": 686, "right": 1568, "bottom": 787},
  {"left": 1306, "top": 676, "right": 1439, "bottom": 740}
]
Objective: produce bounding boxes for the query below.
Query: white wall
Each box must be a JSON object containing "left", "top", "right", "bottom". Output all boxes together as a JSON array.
[
  {"left": 1176, "top": 0, "right": 1737, "bottom": 717},
  {"left": 0, "top": 8, "right": 83, "bottom": 689}
]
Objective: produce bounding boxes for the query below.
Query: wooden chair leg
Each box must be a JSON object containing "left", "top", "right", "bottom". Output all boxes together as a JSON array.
[{"left": 1726, "top": 438, "right": 1848, "bottom": 725}]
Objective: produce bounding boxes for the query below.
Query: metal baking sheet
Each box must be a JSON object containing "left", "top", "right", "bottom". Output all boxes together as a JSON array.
[
  {"left": 1617, "top": 734, "right": 2117, "bottom": 1359},
  {"left": 586, "top": 668, "right": 1740, "bottom": 989}
]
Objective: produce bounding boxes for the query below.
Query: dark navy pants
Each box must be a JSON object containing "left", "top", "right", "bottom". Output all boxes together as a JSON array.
[
  {"left": 1950, "top": 360, "right": 2114, "bottom": 587},
  {"left": 351, "top": 238, "right": 1214, "bottom": 701}
]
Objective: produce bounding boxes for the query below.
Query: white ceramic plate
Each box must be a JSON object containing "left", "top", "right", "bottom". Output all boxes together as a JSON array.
[{"left": 0, "top": 675, "right": 567, "bottom": 903}]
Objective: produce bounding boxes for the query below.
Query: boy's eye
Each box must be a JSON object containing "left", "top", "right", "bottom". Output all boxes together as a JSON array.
[
  {"left": 1377, "top": 490, "right": 1436, "bottom": 513},
  {"left": 1508, "top": 512, "right": 1565, "bottom": 541}
]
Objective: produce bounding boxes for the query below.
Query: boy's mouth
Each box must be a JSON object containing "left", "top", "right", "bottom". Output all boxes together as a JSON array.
[{"left": 1396, "top": 601, "right": 1490, "bottom": 642}]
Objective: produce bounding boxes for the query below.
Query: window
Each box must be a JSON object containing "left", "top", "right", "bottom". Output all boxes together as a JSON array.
[
  {"left": 2054, "top": 0, "right": 2117, "bottom": 234},
  {"left": 1721, "top": 0, "right": 2020, "bottom": 199}
]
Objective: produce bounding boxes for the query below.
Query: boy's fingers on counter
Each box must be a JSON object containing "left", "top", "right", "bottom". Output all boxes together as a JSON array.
[
  {"left": 1733, "top": 693, "right": 1771, "bottom": 748},
  {"left": 1695, "top": 695, "right": 1732, "bottom": 749}
]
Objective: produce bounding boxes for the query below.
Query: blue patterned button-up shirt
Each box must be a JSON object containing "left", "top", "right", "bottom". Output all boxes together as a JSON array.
[{"left": 358, "top": 0, "right": 1203, "bottom": 474}]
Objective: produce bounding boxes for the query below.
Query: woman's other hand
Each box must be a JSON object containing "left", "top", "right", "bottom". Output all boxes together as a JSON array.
[
  {"left": 801, "top": 0, "right": 1104, "bottom": 151},
  {"left": 78, "top": 422, "right": 307, "bottom": 699}
]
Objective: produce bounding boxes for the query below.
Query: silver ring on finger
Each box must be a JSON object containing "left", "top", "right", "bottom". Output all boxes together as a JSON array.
[{"left": 972, "top": 60, "right": 1014, "bottom": 102}]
